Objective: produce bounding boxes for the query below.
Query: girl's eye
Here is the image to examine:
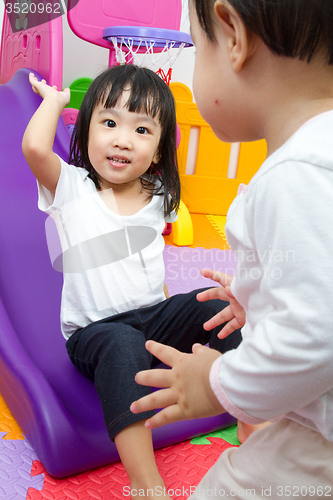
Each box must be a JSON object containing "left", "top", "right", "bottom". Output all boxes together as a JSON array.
[
  {"left": 136, "top": 126, "right": 149, "bottom": 135},
  {"left": 105, "top": 120, "right": 116, "bottom": 128}
]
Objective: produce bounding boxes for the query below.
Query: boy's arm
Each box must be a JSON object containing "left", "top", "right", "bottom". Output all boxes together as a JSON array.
[{"left": 22, "top": 73, "right": 70, "bottom": 195}]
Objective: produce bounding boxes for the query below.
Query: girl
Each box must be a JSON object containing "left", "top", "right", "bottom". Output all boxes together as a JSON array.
[
  {"left": 131, "top": 0, "right": 333, "bottom": 497},
  {"left": 22, "top": 64, "right": 242, "bottom": 499}
]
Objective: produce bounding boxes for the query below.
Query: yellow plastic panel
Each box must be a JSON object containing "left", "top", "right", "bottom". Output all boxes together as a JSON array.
[
  {"left": 237, "top": 140, "right": 267, "bottom": 182},
  {"left": 170, "top": 82, "right": 267, "bottom": 215}
]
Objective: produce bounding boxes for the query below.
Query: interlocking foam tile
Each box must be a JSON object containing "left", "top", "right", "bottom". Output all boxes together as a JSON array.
[
  {"left": 206, "top": 215, "right": 228, "bottom": 246},
  {"left": 27, "top": 438, "right": 237, "bottom": 500},
  {"left": 164, "top": 246, "right": 237, "bottom": 296},
  {"left": 191, "top": 425, "right": 241, "bottom": 446},
  {"left": 164, "top": 213, "right": 230, "bottom": 250},
  {"left": 0, "top": 395, "right": 24, "bottom": 440},
  {"left": 0, "top": 432, "right": 44, "bottom": 499}
]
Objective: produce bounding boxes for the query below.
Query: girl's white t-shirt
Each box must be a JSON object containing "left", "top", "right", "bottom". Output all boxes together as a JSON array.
[{"left": 38, "top": 157, "right": 177, "bottom": 339}]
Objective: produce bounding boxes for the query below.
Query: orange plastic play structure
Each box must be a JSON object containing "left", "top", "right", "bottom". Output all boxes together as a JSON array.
[{"left": 170, "top": 82, "right": 267, "bottom": 215}]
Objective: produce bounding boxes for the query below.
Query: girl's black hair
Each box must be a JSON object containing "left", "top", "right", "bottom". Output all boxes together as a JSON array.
[
  {"left": 192, "top": 0, "right": 333, "bottom": 65},
  {"left": 69, "top": 65, "right": 180, "bottom": 216}
]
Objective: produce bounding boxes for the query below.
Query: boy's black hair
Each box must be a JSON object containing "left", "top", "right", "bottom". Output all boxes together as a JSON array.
[
  {"left": 192, "top": 0, "right": 333, "bottom": 64},
  {"left": 69, "top": 65, "right": 180, "bottom": 216}
]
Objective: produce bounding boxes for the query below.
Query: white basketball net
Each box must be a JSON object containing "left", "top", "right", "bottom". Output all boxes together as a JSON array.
[{"left": 111, "top": 36, "right": 186, "bottom": 85}]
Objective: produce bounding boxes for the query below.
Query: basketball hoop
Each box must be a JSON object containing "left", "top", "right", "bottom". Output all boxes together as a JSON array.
[{"left": 103, "top": 26, "right": 193, "bottom": 85}]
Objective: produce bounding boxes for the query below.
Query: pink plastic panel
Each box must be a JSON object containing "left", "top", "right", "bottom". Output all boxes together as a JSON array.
[
  {"left": 67, "top": 0, "right": 182, "bottom": 50},
  {"left": 0, "top": 12, "right": 63, "bottom": 89}
]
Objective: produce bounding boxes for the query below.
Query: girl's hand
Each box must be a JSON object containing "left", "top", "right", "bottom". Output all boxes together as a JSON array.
[
  {"left": 22, "top": 73, "right": 70, "bottom": 194},
  {"left": 197, "top": 269, "right": 246, "bottom": 339},
  {"left": 29, "top": 73, "right": 70, "bottom": 110},
  {"left": 131, "top": 341, "right": 224, "bottom": 429},
  {"left": 163, "top": 283, "right": 170, "bottom": 299}
]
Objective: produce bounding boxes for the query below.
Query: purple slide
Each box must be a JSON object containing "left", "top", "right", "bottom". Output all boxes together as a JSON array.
[{"left": 0, "top": 68, "right": 235, "bottom": 478}]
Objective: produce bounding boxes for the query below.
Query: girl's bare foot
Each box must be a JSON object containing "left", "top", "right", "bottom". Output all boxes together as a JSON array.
[
  {"left": 114, "top": 421, "right": 172, "bottom": 500},
  {"left": 130, "top": 478, "right": 172, "bottom": 499}
]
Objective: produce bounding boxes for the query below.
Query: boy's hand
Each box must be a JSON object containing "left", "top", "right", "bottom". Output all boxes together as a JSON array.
[
  {"left": 29, "top": 73, "right": 70, "bottom": 110},
  {"left": 131, "top": 341, "right": 224, "bottom": 429},
  {"left": 197, "top": 269, "right": 246, "bottom": 339}
]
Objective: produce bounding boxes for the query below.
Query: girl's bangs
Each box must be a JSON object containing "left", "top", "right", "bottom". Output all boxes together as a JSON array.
[{"left": 98, "top": 71, "right": 163, "bottom": 120}]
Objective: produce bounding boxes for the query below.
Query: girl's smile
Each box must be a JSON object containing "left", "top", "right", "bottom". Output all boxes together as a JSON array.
[{"left": 108, "top": 155, "right": 131, "bottom": 167}]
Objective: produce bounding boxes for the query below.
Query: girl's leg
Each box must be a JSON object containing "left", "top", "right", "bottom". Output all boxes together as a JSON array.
[
  {"left": 66, "top": 320, "right": 170, "bottom": 497},
  {"left": 135, "top": 288, "right": 242, "bottom": 356},
  {"left": 65, "top": 290, "right": 242, "bottom": 496},
  {"left": 115, "top": 421, "right": 171, "bottom": 499}
]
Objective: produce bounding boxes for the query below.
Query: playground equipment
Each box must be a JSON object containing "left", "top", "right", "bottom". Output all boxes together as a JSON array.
[
  {"left": 67, "top": 0, "right": 185, "bottom": 68},
  {"left": 0, "top": 7, "right": 63, "bottom": 88},
  {"left": 0, "top": 1, "right": 238, "bottom": 478},
  {"left": 104, "top": 25, "right": 192, "bottom": 84}
]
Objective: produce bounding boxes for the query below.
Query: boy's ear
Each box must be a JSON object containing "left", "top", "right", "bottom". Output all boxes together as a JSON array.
[{"left": 214, "top": 0, "right": 256, "bottom": 71}]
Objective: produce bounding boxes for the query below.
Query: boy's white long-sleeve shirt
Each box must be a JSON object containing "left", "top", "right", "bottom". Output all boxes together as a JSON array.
[{"left": 210, "top": 111, "right": 333, "bottom": 441}]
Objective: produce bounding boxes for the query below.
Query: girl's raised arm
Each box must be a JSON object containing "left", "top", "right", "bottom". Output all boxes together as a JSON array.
[{"left": 22, "top": 73, "right": 71, "bottom": 195}]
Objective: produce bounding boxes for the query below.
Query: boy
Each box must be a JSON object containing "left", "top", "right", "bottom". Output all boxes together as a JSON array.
[{"left": 131, "top": 0, "right": 333, "bottom": 496}]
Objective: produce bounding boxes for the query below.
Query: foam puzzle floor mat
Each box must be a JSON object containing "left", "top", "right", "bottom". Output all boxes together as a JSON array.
[
  {"left": 0, "top": 214, "right": 239, "bottom": 499},
  {"left": 27, "top": 433, "right": 239, "bottom": 500},
  {"left": 0, "top": 391, "right": 240, "bottom": 500}
]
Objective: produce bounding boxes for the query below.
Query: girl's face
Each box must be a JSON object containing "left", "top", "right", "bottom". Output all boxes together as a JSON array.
[{"left": 87, "top": 91, "right": 162, "bottom": 190}]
